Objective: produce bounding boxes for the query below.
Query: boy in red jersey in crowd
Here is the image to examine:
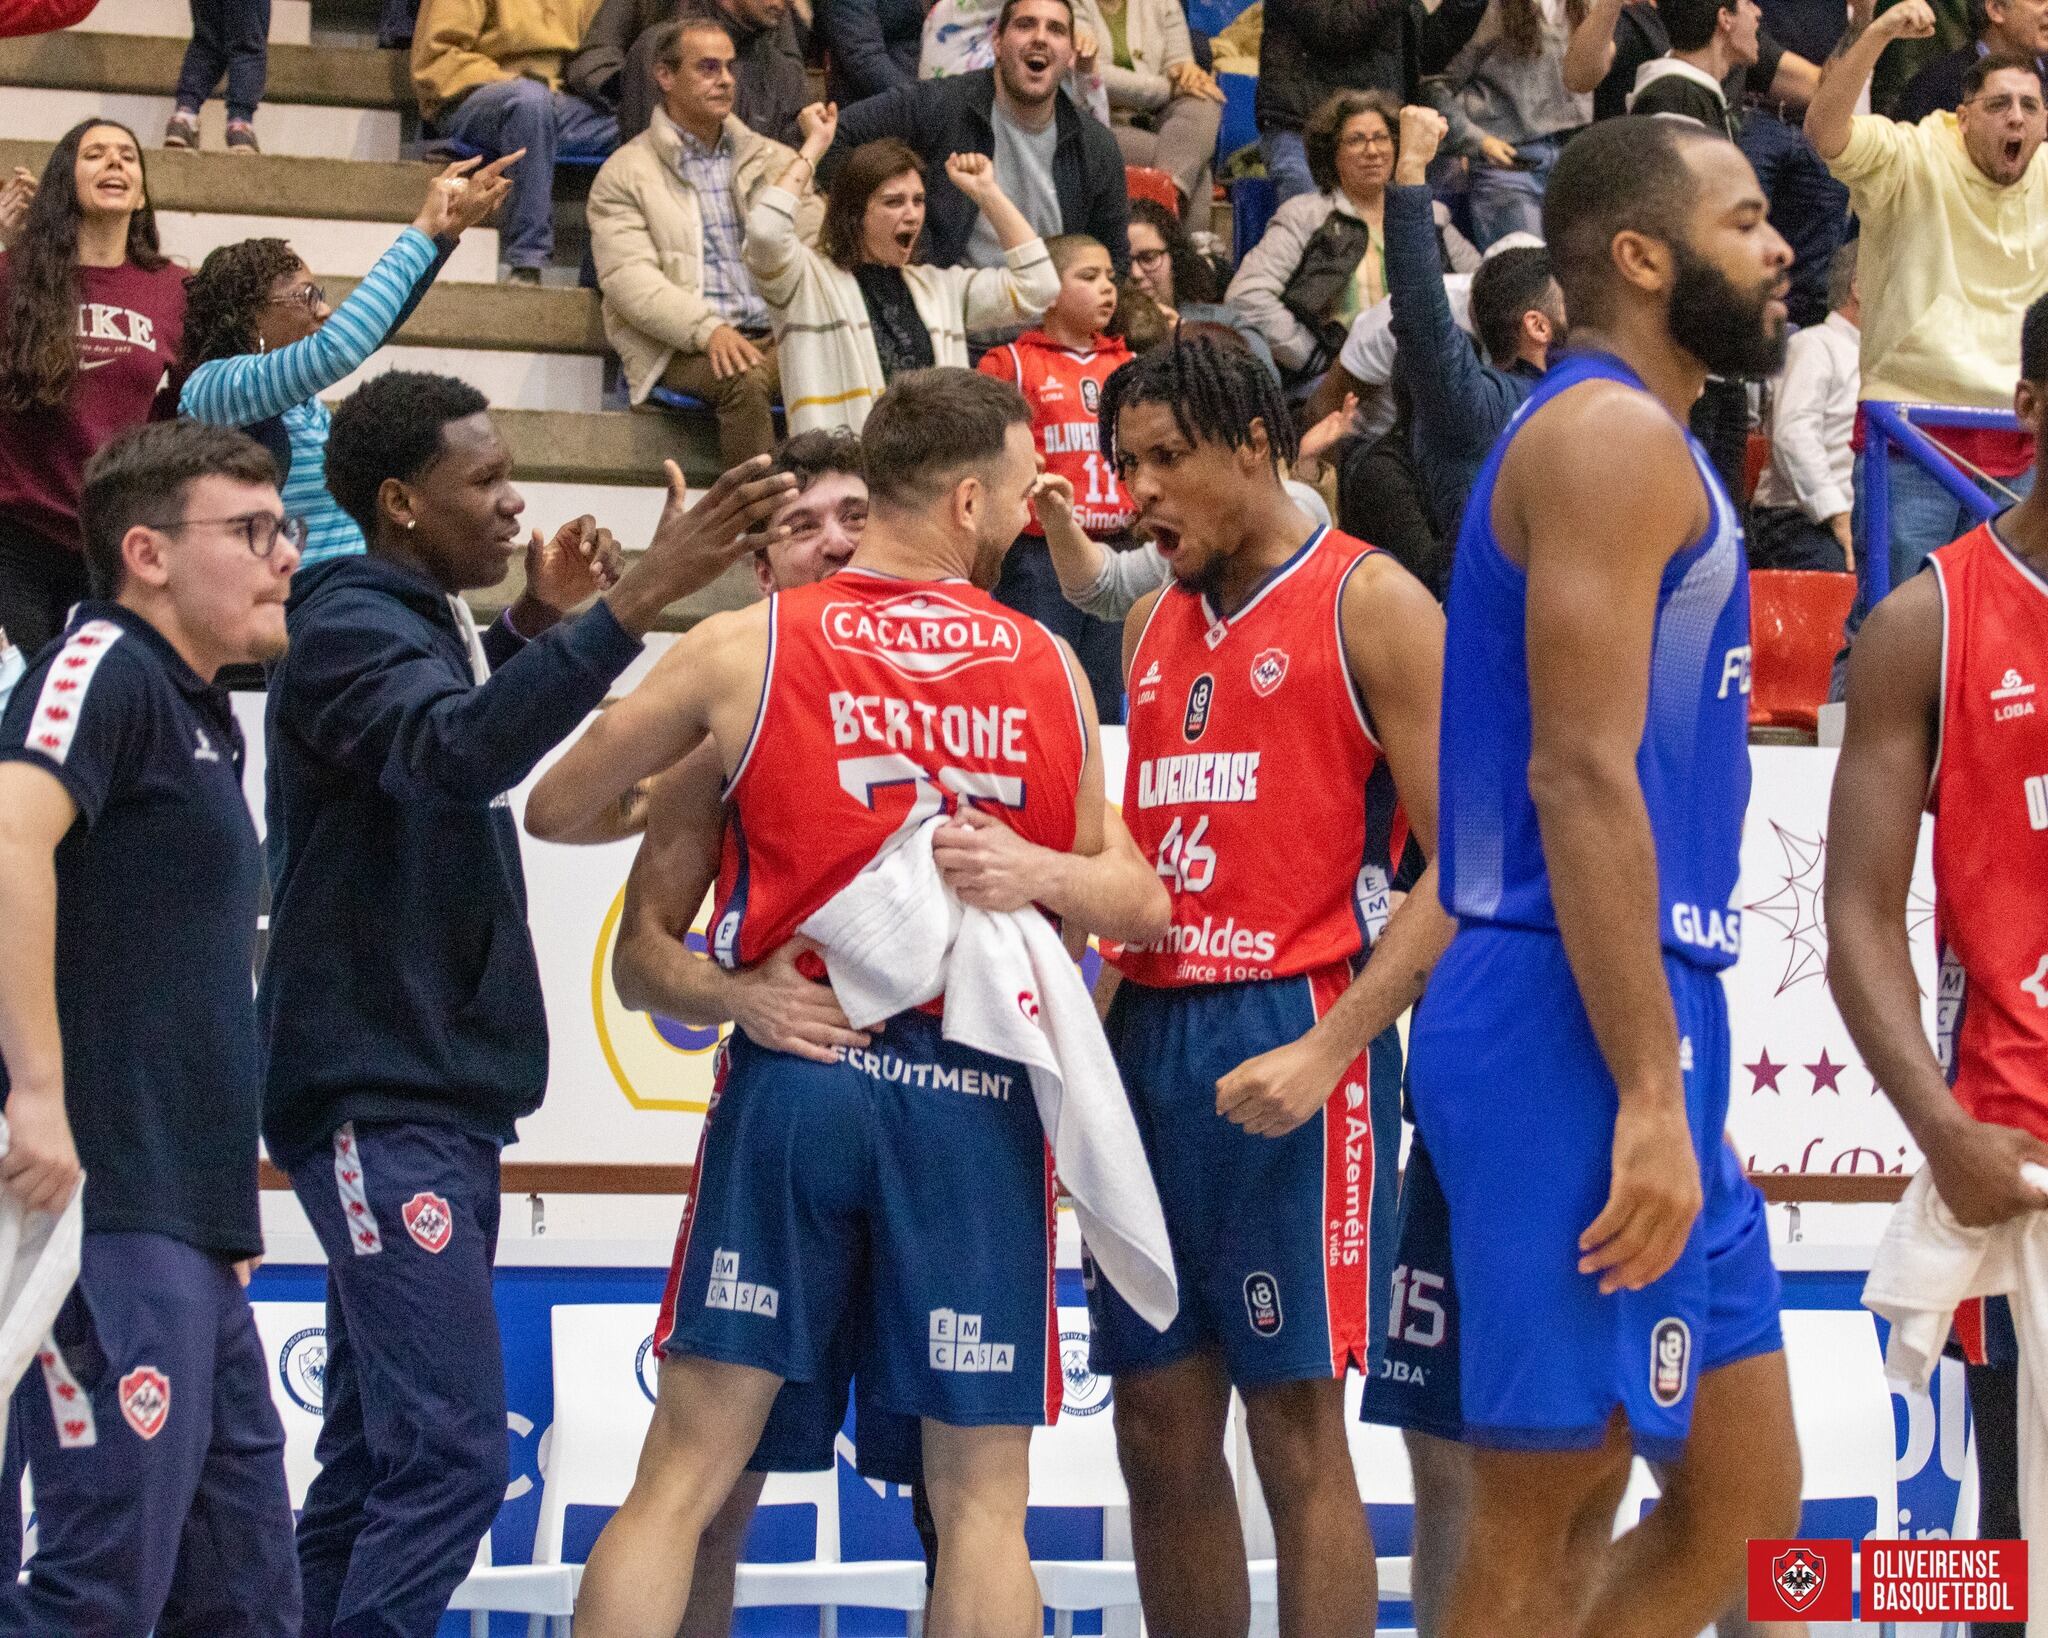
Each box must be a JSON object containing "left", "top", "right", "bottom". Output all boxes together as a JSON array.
[{"left": 980, "top": 233, "right": 1135, "bottom": 721}]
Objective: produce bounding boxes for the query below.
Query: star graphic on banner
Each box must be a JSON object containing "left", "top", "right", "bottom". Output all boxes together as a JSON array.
[
  {"left": 1807, "top": 1049, "right": 1848, "bottom": 1094},
  {"left": 1743, "top": 823, "right": 1829, "bottom": 995},
  {"left": 1745, "top": 1048, "right": 1787, "bottom": 1093}
]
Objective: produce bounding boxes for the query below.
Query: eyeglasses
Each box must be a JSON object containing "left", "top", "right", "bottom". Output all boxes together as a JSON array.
[
  {"left": 159, "top": 512, "right": 308, "bottom": 559},
  {"left": 1131, "top": 247, "right": 1170, "bottom": 270},
  {"left": 1970, "top": 92, "right": 2045, "bottom": 116},
  {"left": 1340, "top": 130, "right": 1396, "bottom": 151},
  {"left": 264, "top": 281, "right": 326, "bottom": 314}
]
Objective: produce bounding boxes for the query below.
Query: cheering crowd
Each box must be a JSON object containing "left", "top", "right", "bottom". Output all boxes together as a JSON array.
[{"left": 0, "top": 0, "right": 2046, "bottom": 1632}]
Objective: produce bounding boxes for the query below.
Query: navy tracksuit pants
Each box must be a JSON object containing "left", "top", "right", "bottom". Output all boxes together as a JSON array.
[
  {"left": 0, "top": 1232, "right": 300, "bottom": 1636},
  {"left": 290, "top": 1120, "right": 508, "bottom": 1638}
]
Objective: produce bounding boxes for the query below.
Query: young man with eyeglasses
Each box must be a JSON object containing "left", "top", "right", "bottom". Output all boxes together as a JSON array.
[
  {"left": 1809, "top": 3, "right": 2048, "bottom": 624},
  {"left": 0, "top": 419, "right": 304, "bottom": 1635}
]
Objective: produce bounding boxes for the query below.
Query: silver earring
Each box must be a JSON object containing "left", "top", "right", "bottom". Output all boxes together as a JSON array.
[{"left": 405, "top": 519, "right": 416, "bottom": 530}]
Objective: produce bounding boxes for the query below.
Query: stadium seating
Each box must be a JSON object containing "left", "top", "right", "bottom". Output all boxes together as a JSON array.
[
  {"left": 1749, "top": 569, "right": 1857, "bottom": 735},
  {"left": 538, "top": 1303, "right": 930, "bottom": 1629},
  {"left": 1123, "top": 164, "right": 1180, "bottom": 217}
]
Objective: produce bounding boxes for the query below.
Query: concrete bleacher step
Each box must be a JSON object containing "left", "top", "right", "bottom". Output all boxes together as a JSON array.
[
  {"left": 335, "top": 346, "right": 605, "bottom": 413},
  {"left": 316, "top": 279, "right": 611, "bottom": 411},
  {"left": 72, "top": 0, "right": 312, "bottom": 45},
  {"left": 0, "top": 31, "right": 411, "bottom": 111},
  {"left": 2, "top": 88, "right": 402, "bottom": 161},
  {"left": 326, "top": 275, "right": 608, "bottom": 354},
  {"left": 0, "top": 138, "right": 497, "bottom": 278},
  {"left": 0, "top": 35, "right": 407, "bottom": 159}
]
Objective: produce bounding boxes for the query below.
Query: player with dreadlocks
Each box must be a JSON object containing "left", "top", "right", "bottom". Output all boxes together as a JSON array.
[{"left": 1085, "top": 329, "right": 1455, "bottom": 1638}]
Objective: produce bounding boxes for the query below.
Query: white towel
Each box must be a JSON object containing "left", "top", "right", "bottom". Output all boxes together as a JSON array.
[
  {"left": 800, "top": 815, "right": 1179, "bottom": 1333},
  {"left": 0, "top": 1114, "right": 84, "bottom": 1452},
  {"left": 1864, "top": 1164, "right": 2048, "bottom": 1635}
]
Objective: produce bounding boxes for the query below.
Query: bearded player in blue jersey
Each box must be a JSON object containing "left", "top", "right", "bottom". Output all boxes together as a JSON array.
[{"left": 1371, "top": 116, "right": 1805, "bottom": 1638}]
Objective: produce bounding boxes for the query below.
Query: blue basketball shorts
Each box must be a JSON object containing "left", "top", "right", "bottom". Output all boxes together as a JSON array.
[
  {"left": 746, "top": 1333, "right": 921, "bottom": 1486},
  {"left": 1402, "top": 924, "right": 1783, "bottom": 1463},
  {"left": 1087, "top": 966, "right": 1402, "bottom": 1387},
  {"left": 1357, "top": 1129, "right": 1464, "bottom": 1440},
  {"left": 658, "top": 1012, "right": 1059, "bottom": 1429}
]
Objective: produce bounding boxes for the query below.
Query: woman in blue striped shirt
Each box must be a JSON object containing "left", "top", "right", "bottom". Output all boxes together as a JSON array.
[{"left": 176, "top": 154, "right": 517, "bottom": 566}]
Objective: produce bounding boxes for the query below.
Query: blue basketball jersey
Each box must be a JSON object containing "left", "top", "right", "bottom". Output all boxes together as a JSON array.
[{"left": 1437, "top": 350, "right": 1753, "bottom": 972}]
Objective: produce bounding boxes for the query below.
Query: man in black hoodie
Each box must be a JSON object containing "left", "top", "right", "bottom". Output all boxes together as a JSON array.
[{"left": 258, "top": 369, "right": 795, "bottom": 1638}]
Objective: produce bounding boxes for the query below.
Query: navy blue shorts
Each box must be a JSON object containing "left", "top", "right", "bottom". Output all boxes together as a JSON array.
[
  {"left": 658, "top": 1013, "right": 1058, "bottom": 1428},
  {"left": 748, "top": 1353, "right": 921, "bottom": 1485},
  {"left": 1087, "top": 969, "right": 1401, "bottom": 1387},
  {"left": 1948, "top": 1296, "right": 2019, "bottom": 1369},
  {"left": 1403, "top": 925, "right": 1783, "bottom": 1462},
  {"left": 1358, "top": 1131, "right": 1464, "bottom": 1439}
]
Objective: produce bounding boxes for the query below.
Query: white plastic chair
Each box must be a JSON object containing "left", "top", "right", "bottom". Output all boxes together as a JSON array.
[
  {"left": 734, "top": 1463, "right": 929, "bottom": 1636},
  {"left": 1615, "top": 1309, "right": 1900, "bottom": 1636},
  {"left": 1241, "top": 1374, "right": 1415, "bottom": 1619},
  {"left": 538, "top": 1303, "right": 926, "bottom": 1632},
  {"left": 1030, "top": 1305, "right": 1144, "bottom": 1635},
  {"left": 248, "top": 1300, "right": 577, "bottom": 1638}
]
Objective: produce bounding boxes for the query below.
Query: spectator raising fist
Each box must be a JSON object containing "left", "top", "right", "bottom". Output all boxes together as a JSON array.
[
  {"left": 943, "top": 148, "right": 1003, "bottom": 203},
  {"left": 799, "top": 98, "right": 841, "bottom": 152},
  {"left": 1871, "top": 0, "right": 1937, "bottom": 43},
  {"left": 1394, "top": 104, "right": 1448, "bottom": 185}
]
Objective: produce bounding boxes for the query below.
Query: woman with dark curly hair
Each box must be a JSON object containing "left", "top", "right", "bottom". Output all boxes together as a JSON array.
[
  {"left": 176, "top": 155, "right": 513, "bottom": 567},
  {"left": 1121, "top": 196, "right": 1279, "bottom": 381},
  {"left": 0, "top": 120, "right": 186, "bottom": 656}
]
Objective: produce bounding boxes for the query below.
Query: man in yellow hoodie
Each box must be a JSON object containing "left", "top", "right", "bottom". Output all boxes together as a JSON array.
[
  {"left": 1807, "top": 0, "right": 2047, "bottom": 608},
  {"left": 413, "top": 0, "right": 617, "bottom": 280}
]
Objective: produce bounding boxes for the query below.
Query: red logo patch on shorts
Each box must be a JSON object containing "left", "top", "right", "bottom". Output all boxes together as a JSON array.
[
  {"left": 402, "top": 1191, "right": 454, "bottom": 1254},
  {"left": 119, "top": 1366, "right": 170, "bottom": 1440}
]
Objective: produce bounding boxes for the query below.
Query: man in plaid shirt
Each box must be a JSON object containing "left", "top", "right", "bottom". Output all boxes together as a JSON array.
[{"left": 588, "top": 16, "right": 824, "bottom": 466}]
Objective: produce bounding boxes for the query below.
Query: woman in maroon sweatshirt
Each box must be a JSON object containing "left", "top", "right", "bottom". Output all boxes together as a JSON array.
[{"left": 0, "top": 119, "right": 187, "bottom": 657}]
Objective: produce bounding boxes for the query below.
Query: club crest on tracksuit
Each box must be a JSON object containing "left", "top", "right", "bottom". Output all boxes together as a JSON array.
[
  {"left": 402, "top": 1191, "right": 454, "bottom": 1254},
  {"left": 119, "top": 1366, "right": 170, "bottom": 1440}
]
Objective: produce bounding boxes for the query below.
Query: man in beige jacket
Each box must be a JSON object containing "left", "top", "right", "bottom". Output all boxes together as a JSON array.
[
  {"left": 590, "top": 15, "right": 824, "bottom": 466},
  {"left": 413, "top": 0, "right": 616, "bottom": 281}
]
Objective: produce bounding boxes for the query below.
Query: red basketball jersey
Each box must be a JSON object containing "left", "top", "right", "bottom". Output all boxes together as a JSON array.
[
  {"left": 1927, "top": 524, "right": 2048, "bottom": 1140},
  {"left": 1111, "top": 527, "right": 1408, "bottom": 987},
  {"left": 710, "top": 570, "right": 1088, "bottom": 970},
  {"left": 978, "top": 330, "right": 1136, "bottom": 538}
]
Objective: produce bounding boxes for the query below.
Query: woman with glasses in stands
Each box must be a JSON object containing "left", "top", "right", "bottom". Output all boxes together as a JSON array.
[
  {"left": 0, "top": 120, "right": 187, "bottom": 658},
  {"left": 1121, "top": 196, "right": 1279, "bottom": 381},
  {"left": 1226, "top": 89, "right": 1480, "bottom": 395},
  {"left": 175, "top": 154, "right": 515, "bottom": 569}
]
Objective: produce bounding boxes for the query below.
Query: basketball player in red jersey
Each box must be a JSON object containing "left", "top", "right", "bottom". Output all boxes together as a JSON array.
[
  {"left": 1829, "top": 292, "right": 2048, "bottom": 1606},
  {"left": 526, "top": 368, "right": 1170, "bottom": 1638},
  {"left": 1087, "top": 331, "right": 1454, "bottom": 1638}
]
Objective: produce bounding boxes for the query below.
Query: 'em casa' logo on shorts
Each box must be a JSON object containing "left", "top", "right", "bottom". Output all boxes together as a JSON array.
[
  {"left": 1244, "top": 1273, "right": 1283, "bottom": 1337},
  {"left": 1649, "top": 1316, "right": 1691, "bottom": 1407},
  {"left": 822, "top": 591, "right": 1021, "bottom": 682},
  {"left": 634, "top": 1334, "right": 660, "bottom": 1404}
]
